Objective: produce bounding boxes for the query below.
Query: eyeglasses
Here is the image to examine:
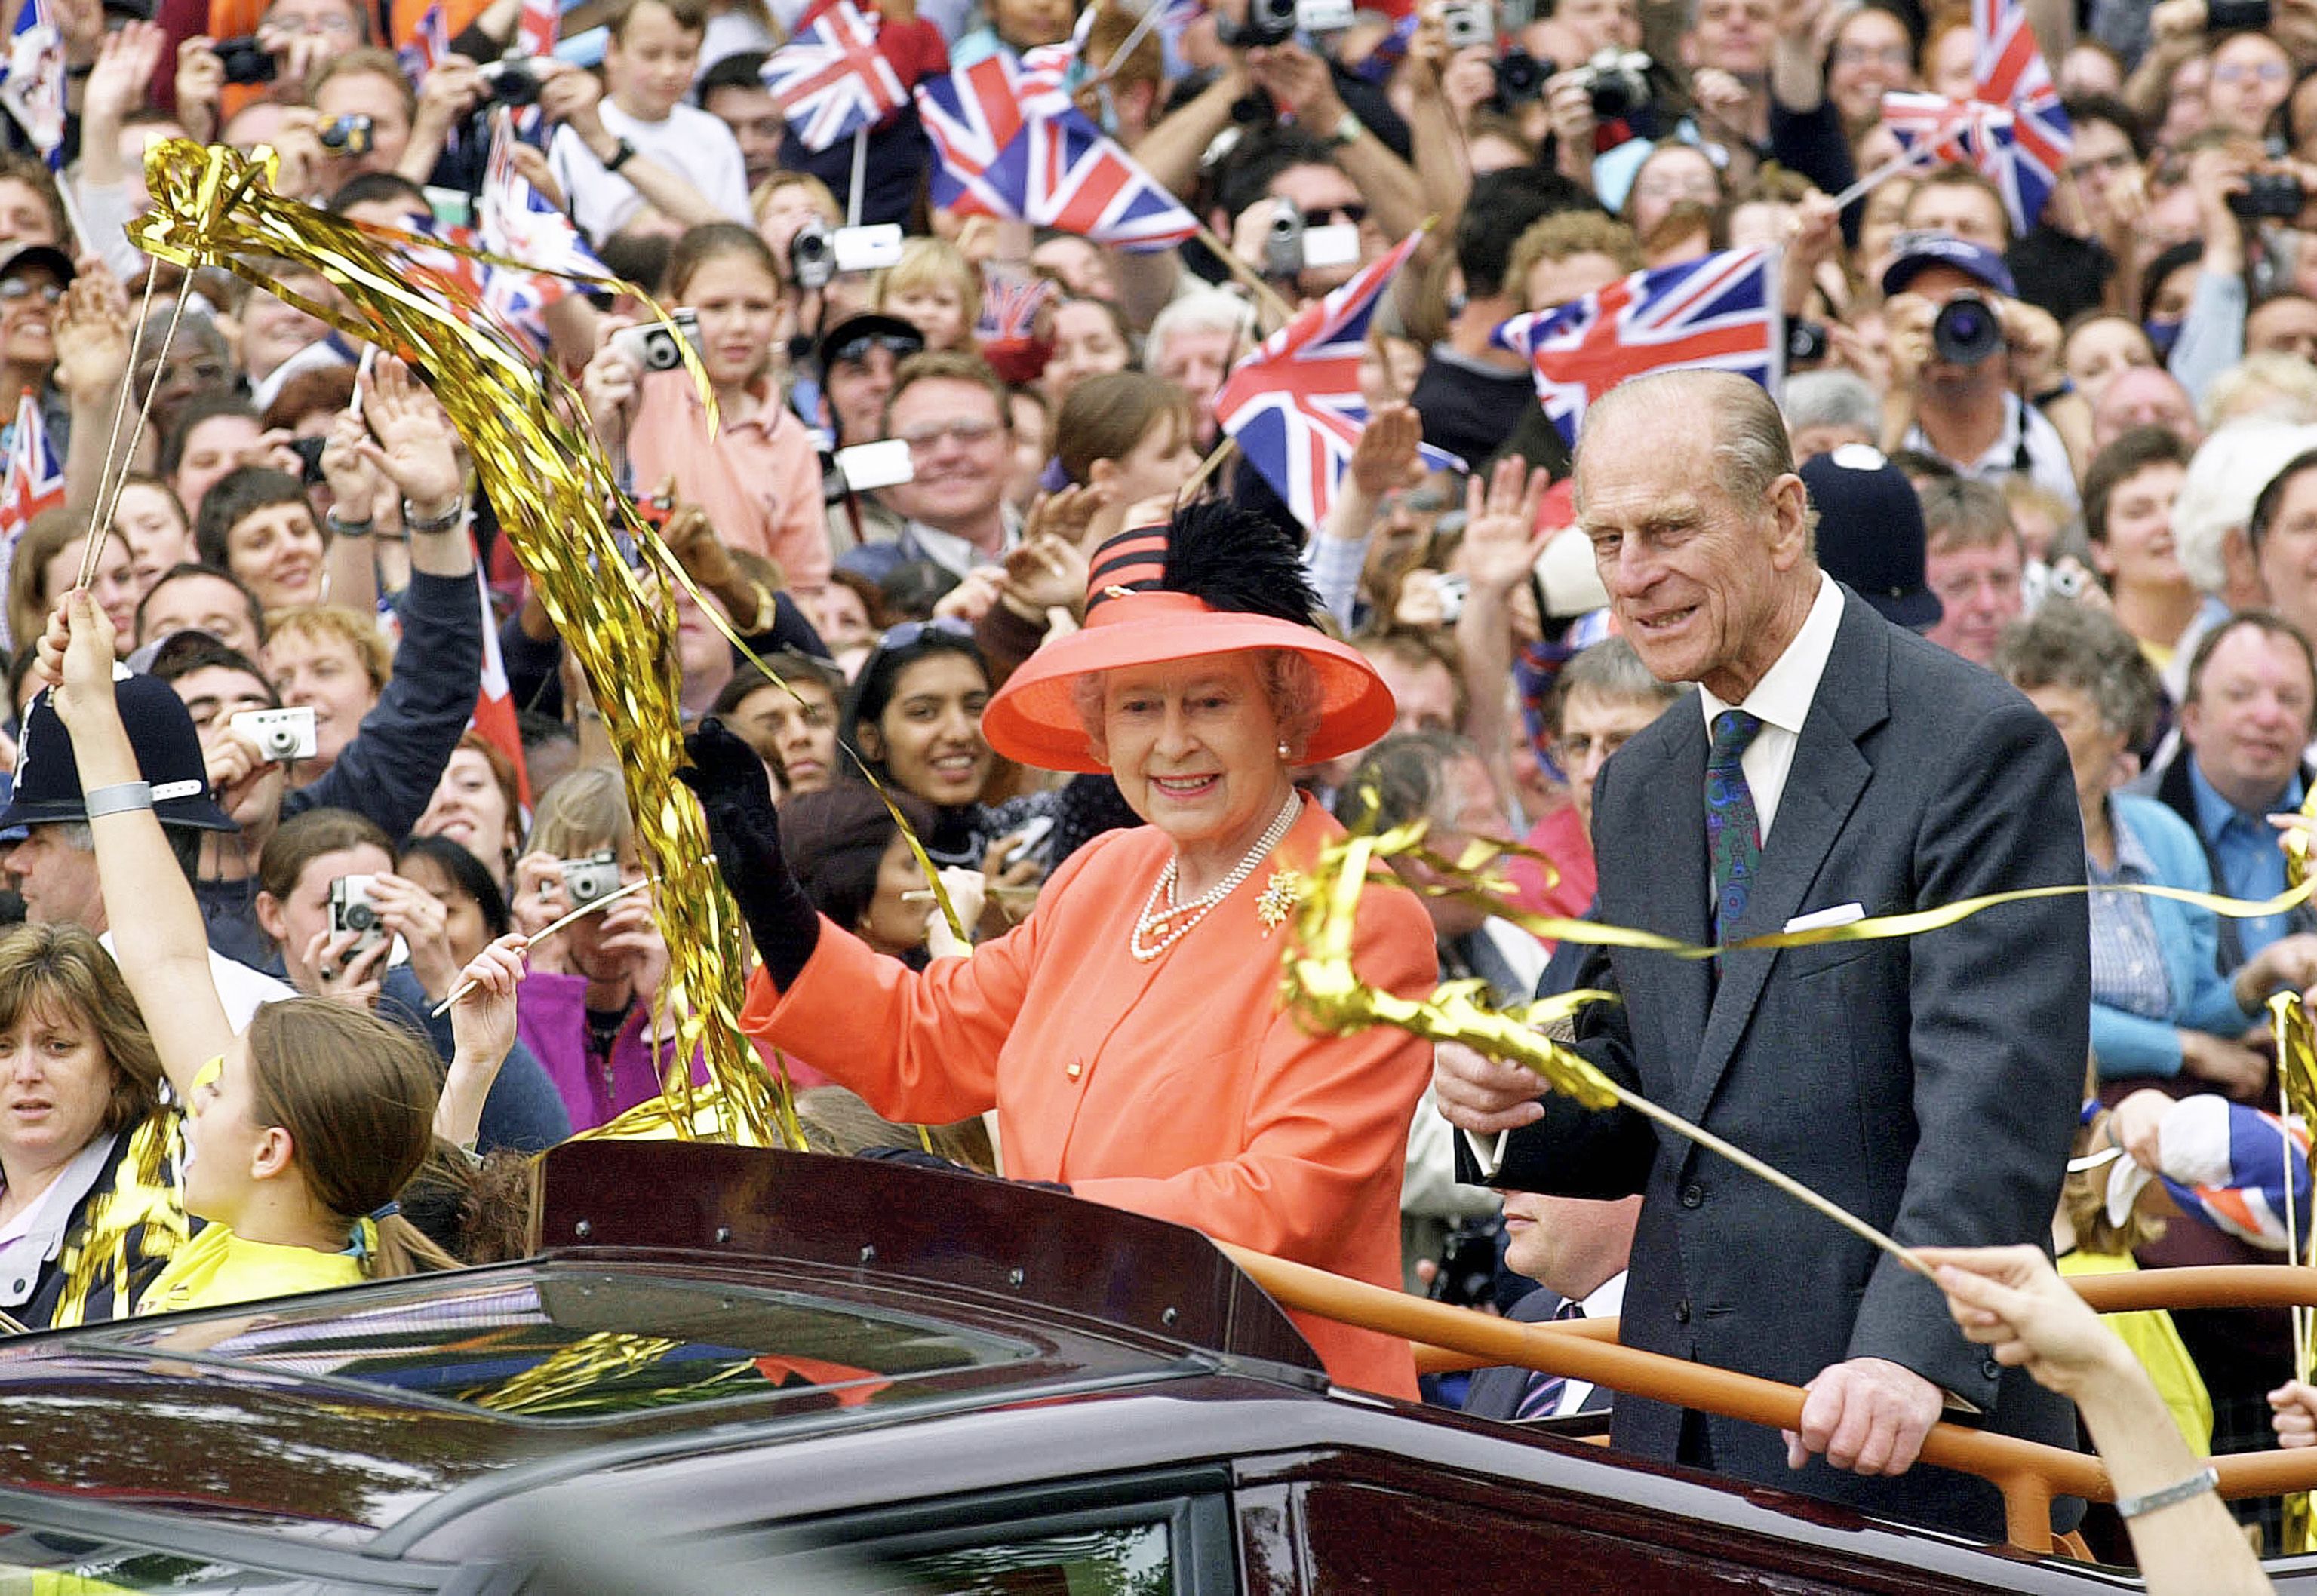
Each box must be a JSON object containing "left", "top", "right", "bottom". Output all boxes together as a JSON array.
[
  {"left": 1831, "top": 42, "right": 1912, "bottom": 67},
  {"left": 1633, "top": 173, "right": 1721, "bottom": 201},
  {"left": 875, "top": 616, "right": 975, "bottom": 651},
  {"left": 0, "top": 279, "right": 60, "bottom": 305},
  {"left": 1548, "top": 730, "right": 1638, "bottom": 769},
  {"left": 2214, "top": 61, "right": 2290, "bottom": 84},
  {"left": 831, "top": 332, "right": 923, "bottom": 367},
  {"left": 262, "top": 9, "right": 358, "bottom": 34},
  {"left": 898, "top": 418, "right": 1003, "bottom": 451},
  {"left": 1303, "top": 204, "right": 1369, "bottom": 227}
]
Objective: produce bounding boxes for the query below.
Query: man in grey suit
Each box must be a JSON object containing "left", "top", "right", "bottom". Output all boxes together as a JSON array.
[{"left": 1437, "top": 370, "right": 2088, "bottom": 1540}]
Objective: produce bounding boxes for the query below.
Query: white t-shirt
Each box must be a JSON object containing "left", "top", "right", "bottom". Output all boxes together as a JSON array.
[
  {"left": 97, "top": 932, "right": 294, "bottom": 1033},
  {"left": 549, "top": 101, "right": 752, "bottom": 244}
]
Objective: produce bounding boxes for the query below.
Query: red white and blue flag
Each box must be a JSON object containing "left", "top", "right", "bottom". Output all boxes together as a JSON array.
[
  {"left": 516, "top": 0, "right": 559, "bottom": 56},
  {"left": 0, "top": 388, "right": 63, "bottom": 649},
  {"left": 1213, "top": 232, "right": 1463, "bottom": 531},
  {"left": 1879, "top": 90, "right": 2015, "bottom": 170},
  {"left": 0, "top": 0, "right": 66, "bottom": 169},
  {"left": 761, "top": 0, "right": 908, "bottom": 152},
  {"left": 976, "top": 267, "right": 1057, "bottom": 344},
  {"left": 480, "top": 105, "right": 603, "bottom": 285},
  {"left": 1492, "top": 247, "right": 1781, "bottom": 447},
  {"left": 915, "top": 52, "right": 1195, "bottom": 250},
  {"left": 398, "top": 2, "right": 450, "bottom": 80},
  {"left": 1971, "top": 0, "right": 2069, "bottom": 230}
]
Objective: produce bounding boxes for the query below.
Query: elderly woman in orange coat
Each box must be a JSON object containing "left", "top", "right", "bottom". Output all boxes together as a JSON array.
[{"left": 681, "top": 502, "right": 1437, "bottom": 1398}]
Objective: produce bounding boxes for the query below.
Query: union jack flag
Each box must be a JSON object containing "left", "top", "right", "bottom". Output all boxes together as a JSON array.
[
  {"left": 976, "top": 267, "right": 1056, "bottom": 343},
  {"left": 1213, "top": 232, "right": 1464, "bottom": 531},
  {"left": 0, "top": 0, "right": 65, "bottom": 169},
  {"left": 915, "top": 53, "right": 1195, "bottom": 250},
  {"left": 0, "top": 388, "right": 62, "bottom": 650},
  {"left": 481, "top": 105, "right": 603, "bottom": 286},
  {"left": 1879, "top": 90, "right": 2014, "bottom": 170},
  {"left": 398, "top": 1, "right": 450, "bottom": 80},
  {"left": 517, "top": 0, "right": 558, "bottom": 56},
  {"left": 1971, "top": 0, "right": 2070, "bottom": 230},
  {"left": 1492, "top": 247, "right": 1781, "bottom": 447},
  {"left": 761, "top": 0, "right": 907, "bottom": 152}
]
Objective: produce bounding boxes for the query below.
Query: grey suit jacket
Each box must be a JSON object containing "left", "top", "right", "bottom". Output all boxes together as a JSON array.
[{"left": 1464, "top": 586, "right": 2088, "bottom": 1540}]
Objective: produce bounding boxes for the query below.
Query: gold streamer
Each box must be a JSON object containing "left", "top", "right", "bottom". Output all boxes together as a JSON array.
[
  {"left": 128, "top": 140, "right": 794, "bottom": 1150},
  {"left": 1280, "top": 824, "right": 1928, "bottom": 1273}
]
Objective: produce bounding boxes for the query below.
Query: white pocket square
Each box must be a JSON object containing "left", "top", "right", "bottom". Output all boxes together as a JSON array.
[{"left": 1783, "top": 902, "right": 1866, "bottom": 934}]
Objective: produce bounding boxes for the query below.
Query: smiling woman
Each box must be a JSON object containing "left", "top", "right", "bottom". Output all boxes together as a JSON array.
[{"left": 688, "top": 502, "right": 1436, "bottom": 1398}]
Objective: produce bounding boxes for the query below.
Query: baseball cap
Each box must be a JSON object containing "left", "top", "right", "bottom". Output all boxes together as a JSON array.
[
  {"left": 1802, "top": 444, "right": 1943, "bottom": 632},
  {"left": 816, "top": 313, "right": 925, "bottom": 377},
  {"left": 1879, "top": 231, "right": 2016, "bottom": 299},
  {"left": 0, "top": 243, "right": 75, "bottom": 290},
  {"left": 0, "top": 670, "right": 238, "bottom": 834}
]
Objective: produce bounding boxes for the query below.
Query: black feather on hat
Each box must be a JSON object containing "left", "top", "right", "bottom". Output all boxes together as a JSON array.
[{"left": 1154, "top": 502, "right": 1324, "bottom": 628}]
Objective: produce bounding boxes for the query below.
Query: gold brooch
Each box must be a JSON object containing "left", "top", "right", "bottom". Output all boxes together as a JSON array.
[{"left": 1255, "top": 867, "right": 1303, "bottom": 935}]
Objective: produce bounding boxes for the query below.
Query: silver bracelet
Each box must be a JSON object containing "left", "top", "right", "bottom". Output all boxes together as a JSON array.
[
  {"left": 326, "top": 512, "right": 373, "bottom": 539},
  {"left": 82, "top": 781, "right": 154, "bottom": 818},
  {"left": 2114, "top": 1465, "right": 2219, "bottom": 1520},
  {"left": 401, "top": 496, "right": 466, "bottom": 535}
]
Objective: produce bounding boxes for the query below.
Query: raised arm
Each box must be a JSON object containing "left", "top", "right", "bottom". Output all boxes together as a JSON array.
[{"left": 36, "top": 593, "right": 233, "bottom": 1097}]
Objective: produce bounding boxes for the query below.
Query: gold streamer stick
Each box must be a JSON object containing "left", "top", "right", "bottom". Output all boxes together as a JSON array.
[
  {"left": 1280, "top": 823, "right": 1929, "bottom": 1275},
  {"left": 127, "top": 140, "right": 794, "bottom": 1150}
]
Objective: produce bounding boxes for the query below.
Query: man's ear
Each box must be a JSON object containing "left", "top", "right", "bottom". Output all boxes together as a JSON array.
[{"left": 1765, "top": 473, "right": 1812, "bottom": 570}]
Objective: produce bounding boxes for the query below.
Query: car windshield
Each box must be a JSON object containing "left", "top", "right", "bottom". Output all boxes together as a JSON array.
[{"left": 94, "top": 1271, "right": 1035, "bottom": 1423}]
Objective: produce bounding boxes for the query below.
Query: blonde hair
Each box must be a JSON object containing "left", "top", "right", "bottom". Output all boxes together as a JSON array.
[
  {"left": 751, "top": 170, "right": 840, "bottom": 230},
  {"left": 1506, "top": 213, "right": 1642, "bottom": 308},
  {"left": 526, "top": 765, "right": 635, "bottom": 859},
  {"left": 265, "top": 605, "right": 391, "bottom": 692},
  {"left": 875, "top": 237, "right": 983, "bottom": 336}
]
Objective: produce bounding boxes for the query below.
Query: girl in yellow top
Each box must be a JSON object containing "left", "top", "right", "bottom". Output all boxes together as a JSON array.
[{"left": 37, "top": 450, "right": 531, "bottom": 1317}]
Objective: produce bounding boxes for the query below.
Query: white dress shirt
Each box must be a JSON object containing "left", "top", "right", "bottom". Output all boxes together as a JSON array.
[
  {"left": 1548, "top": 1269, "right": 1627, "bottom": 1417},
  {"left": 1697, "top": 569, "right": 1845, "bottom": 848}
]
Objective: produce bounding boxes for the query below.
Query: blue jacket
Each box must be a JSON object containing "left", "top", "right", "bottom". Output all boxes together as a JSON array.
[{"left": 2093, "top": 793, "right": 2257, "bottom": 1080}]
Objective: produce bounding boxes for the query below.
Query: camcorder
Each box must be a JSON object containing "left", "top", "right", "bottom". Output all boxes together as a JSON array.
[
  {"left": 560, "top": 850, "right": 624, "bottom": 909},
  {"left": 788, "top": 222, "right": 906, "bottom": 291},
  {"left": 2229, "top": 171, "right": 2306, "bottom": 220},
  {"left": 1262, "top": 207, "right": 1363, "bottom": 278},
  {"left": 230, "top": 706, "right": 318, "bottom": 763}
]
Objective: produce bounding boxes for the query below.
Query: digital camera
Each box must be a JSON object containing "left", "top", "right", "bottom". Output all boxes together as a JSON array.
[
  {"left": 229, "top": 705, "right": 318, "bottom": 763},
  {"left": 214, "top": 35, "right": 275, "bottom": 85},
  {"left": 1263, "top": 207, "right": 1362, "bottom": 278},
  {"left": 608, "top": 309, "right": 703, "bottom": 373},
  {"left": 327, "top": 874, "right": 385, "bottom": 949},
  {"left": 560, "top": 850, "right": 623, "bottom": 908},
  {"left": 319, "top": 114, "right": 374, "bottom": 155},
  {"left": 1442, "top": 0, "right": 1494, "bottom": 48},
  {"left": 2229, "top": 171, "right": 2306, "bottom": 220},
  {"left": 1564, "top": 47, "right": 1652, "bottom": 119},
  {"left": 478, "top": 56, "right": 544, "bottom": 106}
]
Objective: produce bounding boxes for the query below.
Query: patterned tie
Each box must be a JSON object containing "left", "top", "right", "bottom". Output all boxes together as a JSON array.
[
  {"left": 1511, "top": 1298, "right": 1588, "bottom": 1420},
  {"left": 1706, "top": 709, "right": 1765, "bottom": 938}
]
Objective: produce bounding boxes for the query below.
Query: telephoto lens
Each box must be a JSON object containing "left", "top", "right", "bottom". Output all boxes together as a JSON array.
[{"left": 1931, "top": 293, "right": 2004, "bottom": 365}]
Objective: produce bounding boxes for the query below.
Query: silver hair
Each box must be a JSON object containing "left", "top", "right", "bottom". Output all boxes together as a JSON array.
[
  {"left": 1574, "top": 370, "right": 1796, "bottom": 514},
  {"left": 1781, "top": 370, "right": 1881, "bottom": 442},
  {"left": 2176, "top": 419, "right": 2317, "bottom": 593},
  {"left": 1068, "top": 649, "right": 1326, "bottom": 763},
  {"left": 1556, "top": 636, "right": 1678, "bottom": 715},
  {"left": 1144, "top": 288, "right": 1257, "bottom": 373}
]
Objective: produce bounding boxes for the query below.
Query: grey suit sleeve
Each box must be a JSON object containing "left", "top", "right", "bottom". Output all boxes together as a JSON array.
[
  {"left": 1459, "top": 935, "right": 1661, "bottom": 1196},
  {"left": 1848, "top": 696, "right": 2087, "bottom": 1408}
]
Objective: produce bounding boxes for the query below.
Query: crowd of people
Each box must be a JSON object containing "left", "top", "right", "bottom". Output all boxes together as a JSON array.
[{"left": 4, "top": 0, "right": 2317, "bottom": 1568}]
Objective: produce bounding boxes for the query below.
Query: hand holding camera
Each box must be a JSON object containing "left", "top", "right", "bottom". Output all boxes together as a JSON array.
[
  {"left": 581, "top": 326, "right": 644, "bottom": 455},
  {"left": 306, "top": 919, "right": 390, "bottom": 1011},
  {"left": 229, "top": 705, "right": 319, "bottom": 765},
  {"left": 174, "top": 35, "right": 226, "bottom": 142},
  {"left": 360, "top": 871, "right": 459, "bottom": 1002},
  {"left": 413, "top": 54, "right": 487, "bottom": 134}
]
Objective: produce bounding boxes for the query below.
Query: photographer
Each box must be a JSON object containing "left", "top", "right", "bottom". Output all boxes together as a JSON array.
[
  {"left": 1882, "top": 233, "right": 2082, "bottom": 508},
  {"left": 174, "top": 0, "right": 372, "bottom": 148}
]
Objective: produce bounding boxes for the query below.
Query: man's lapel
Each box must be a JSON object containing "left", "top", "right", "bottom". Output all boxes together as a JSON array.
[
  {"left": 1616, "top": 710, "right": 1712, "bottom": 1082},
  {"left": 1678, "top": 591, "right": 1891, "bottom": 1124}
]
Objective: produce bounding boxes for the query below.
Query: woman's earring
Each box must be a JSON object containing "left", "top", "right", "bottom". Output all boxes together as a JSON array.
[{"left": 1277, "top": 740, "right": 1292, "bottom": 760}]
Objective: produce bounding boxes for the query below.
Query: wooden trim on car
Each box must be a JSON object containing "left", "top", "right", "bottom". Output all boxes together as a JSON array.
[{"left": 1221, "top": 1248, "right": 2317, "bottom": 1556}]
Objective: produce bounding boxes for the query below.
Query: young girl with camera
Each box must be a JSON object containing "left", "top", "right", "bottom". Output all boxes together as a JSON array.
[
  {"left": 582, "top": 222, "right": 829, "bottom": 592},
  {"left": 34, "top": 589, "right": 529, "bottom": 1315}
]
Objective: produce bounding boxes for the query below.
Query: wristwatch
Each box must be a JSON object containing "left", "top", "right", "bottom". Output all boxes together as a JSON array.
[
  {"left": 602, "top": 137, "right": 638, "bottom": 173},
  {"left": 1326, "top": 110, "right": 1361, "bottom": 149}
]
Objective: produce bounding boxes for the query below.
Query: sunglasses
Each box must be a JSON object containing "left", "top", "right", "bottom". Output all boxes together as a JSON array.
[
  {"left": 1304, "top": 204, "right": 1369, "bottom": 228},
  {"left": 876, "top": 615, "right": 975, "bottom": 651},
  {"left": 831, "top": 332, "right": 925, "bottom": 367}
]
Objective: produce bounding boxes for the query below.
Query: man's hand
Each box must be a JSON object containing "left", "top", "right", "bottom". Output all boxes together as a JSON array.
[
  {"left": 1882, "top": 290, "right": 1934, "bottom": 386},
  {"left": 2147, "top": 0, "right": 2207, "bottom": 48},
  {"left": 320, "top": 407, "right": 386, "bottom": 521},
  {"left": 83, "top": 20, "right": 164, "bottom": 140},
  {"left": 51, "top": 0, "right": 102, "bottom": 66},
  {"left": 1246, "top": 41, "right": 1349, "bottom": 130},
  {"left": 1434, "top": 1039, "right": 1547, "bottom": 1133},
  {"left": 412, "top": 55, "right": 486, "bottom": 138},
  {"left": 1783, "top": 1355, "right": 1943, "bottom": 1476},
  {"left": 1458, "top": 453, "right": 1551, "bottom": 597},
  {"left": 2180, "top": 1027, "right": 2269, "bottom": 1099},
  {"left": 52, "top": 265, "right": 131, "bottom": 403},
  {"left": 537, "top": 58, "right": 608, "bottom": 145},
  {"left": 355, "top": 354, "right": 463, "bottom": 517},
  {"left": 1350, "top": 401, "right": 1425, "bottom": 499},
  {"left": 174, "top": 36, "right": 225, "bottom": 144},
  {"left": 2272, "top": 1379, "right": 2317, "bottom": 1448},
  {"left": 933, "top": 566, "right": 1005, "bottom": 623},
  {"left": 1000, "top": 531, "right": 1087, "bottom": 616},
  {"left": 1439, "top": 46, "right": 1496, "bottom": 124},
  {"left": 36, "top": 589, "right": 120, "bottom": 730},
  {"left": 1021, "top": 483, "right": 1103, "bottom": 548},
  {"left": 660, "top": 499, "right": 742, "bottom": 595},
  {"left": 1916, "top": 1243, "right": 2133, "bottom": 1404},
  {"left": 2002, "top": 296, "right": 2063, "bottom": 398}
]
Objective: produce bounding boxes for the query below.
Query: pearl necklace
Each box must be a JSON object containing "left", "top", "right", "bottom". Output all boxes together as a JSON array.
[{"left": 1130, "top": 790, "right": 1302, "bottom": 963}]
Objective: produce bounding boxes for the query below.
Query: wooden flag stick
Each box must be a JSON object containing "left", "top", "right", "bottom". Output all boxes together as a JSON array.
[{"left": 1194, "top": 220, "right": 1295, "bottom": 326}]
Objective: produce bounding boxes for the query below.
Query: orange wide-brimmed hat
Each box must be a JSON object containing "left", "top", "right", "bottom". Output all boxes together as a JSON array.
[{"left": 982, "top": 505, "right": 1397, "bottom": 776}]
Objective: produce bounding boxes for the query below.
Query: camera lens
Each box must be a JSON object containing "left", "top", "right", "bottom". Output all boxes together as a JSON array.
[
  {"left": 343, "top": 901, "right": 377, "bottom": 932},
  {"left": 1495, "top": 50, "right": 1545, "bottom": 102},
  {"left": 1588, "top": 66, "right": 1640, "bottom": 119},
  {"left": 1932, "top": 295, "right": 2003, "bottom": 366}
]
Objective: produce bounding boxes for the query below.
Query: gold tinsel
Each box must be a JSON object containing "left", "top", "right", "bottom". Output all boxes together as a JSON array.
[{"left": 131, "top": 140, "right": 792, "bottom": 1149}]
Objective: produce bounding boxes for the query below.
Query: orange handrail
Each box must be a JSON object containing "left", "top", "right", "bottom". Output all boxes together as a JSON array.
[{"left": 1220, "top": 1248, "right": 2317, "bottom": 1555}]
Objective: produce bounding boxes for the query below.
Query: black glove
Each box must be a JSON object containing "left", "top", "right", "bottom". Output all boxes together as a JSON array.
[{"left": 678, "top": 717, "right": 821, "bottom": 989}]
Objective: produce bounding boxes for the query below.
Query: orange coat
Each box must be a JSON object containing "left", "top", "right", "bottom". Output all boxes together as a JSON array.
[{"left": 741, "top": 799, "right": 1437, "bottom": 1398}]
